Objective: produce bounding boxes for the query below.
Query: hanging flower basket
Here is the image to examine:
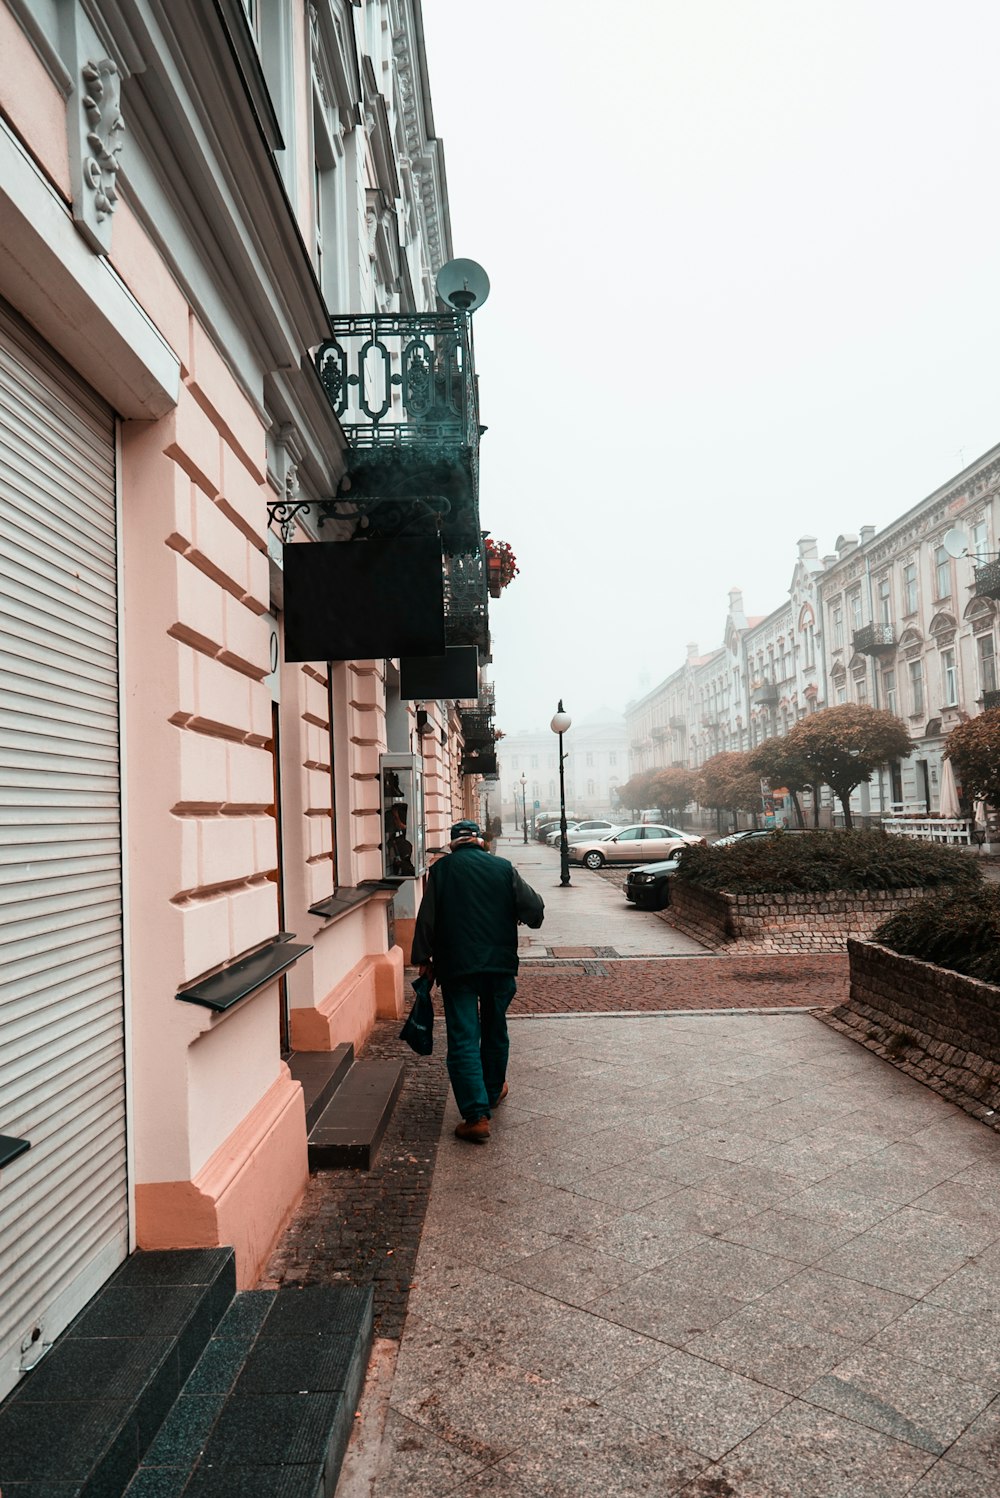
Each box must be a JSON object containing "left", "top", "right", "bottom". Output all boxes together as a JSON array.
[{"left": 485, "top": 538, "right": 518, "bottom": 598}]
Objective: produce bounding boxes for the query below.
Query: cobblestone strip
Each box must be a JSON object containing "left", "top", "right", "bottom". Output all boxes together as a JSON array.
[
  {"left": 260, "top": 1020, "right": 449, "bottom": 1339},
  {"left": 513, "top": 954, "right": 848, "bottom": 1012}
]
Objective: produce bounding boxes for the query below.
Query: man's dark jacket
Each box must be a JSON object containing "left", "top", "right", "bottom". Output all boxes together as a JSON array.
[{"left": 411, "top": 844, "right": 544, "bottom": 982}]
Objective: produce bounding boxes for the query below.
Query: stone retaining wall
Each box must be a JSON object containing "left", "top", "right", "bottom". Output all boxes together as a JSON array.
[
  {"left": 819, "top": 940, "right": 1000, "bottom": 1130},
  {"left": 664, "top": 882, "right": 926, "bottom": 953}
]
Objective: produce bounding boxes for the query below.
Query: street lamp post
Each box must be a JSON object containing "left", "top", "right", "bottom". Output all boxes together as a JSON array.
[
  {"left": 550, "top": 699, "right": 572, "bottom": 886},
  {"left": 521, "top": 772, "right": 528, "bottom": 844}
]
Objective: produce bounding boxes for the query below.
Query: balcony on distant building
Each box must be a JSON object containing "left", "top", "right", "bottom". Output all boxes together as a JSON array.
[
  {"left": 750, "top": 681, "right": 779, "bottom": 705},
  {"left": 983, "top": 688, "right": 1000, "bottom": 711},
  {"left": 669, "top": 714, "right": 686, "bottom": 729},
  {"left": 315, "top": 312, "right": 481, "bottom": 551},
  {"left": 974, "top": 559, "right": 1000, "bottom": 600},
  {"left": 651, "top": 725, "right": 670, "bottom": 742},
  {"left": 853, "top": 623, "right": 897, "bottom": 655}
]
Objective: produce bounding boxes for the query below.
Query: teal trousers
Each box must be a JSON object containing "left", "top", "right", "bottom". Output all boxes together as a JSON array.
[{"left": 440, "top": 973, "right": 517, "bottom": 1122}]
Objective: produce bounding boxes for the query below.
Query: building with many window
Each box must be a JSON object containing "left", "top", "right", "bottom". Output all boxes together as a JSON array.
[
  {"left": 0, "top": 0, "right": 495, "bottom": 1414},
  {"left": 627, "top": 456, "right": 1000, "bottom": 824},
  {"left": 496, "top": 717, "right": 628, "bottom": 827}
]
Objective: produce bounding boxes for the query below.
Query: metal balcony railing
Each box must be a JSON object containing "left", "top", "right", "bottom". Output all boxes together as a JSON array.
[
  {"left": 444, "top": 550, "right": 489, "bottom": 650},
  {"left": 984, "top": 688, "right": 1000, "bottom": 711},
  {"left": 315, "top": 313, "right": 481, "bottom": 549},
  {"left": 974, "top": 559, "right": 1000, "bottom": 600},
  {"left": 459, "top": 709, "right": 494, "bottom": 749},
  {"left": 853, "top": 623, "right": 897, "bottom": 655}
]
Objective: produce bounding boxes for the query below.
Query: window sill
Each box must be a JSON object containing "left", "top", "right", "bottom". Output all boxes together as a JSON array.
[
  {"left": 308, "top": 881, "right": 404, "bottom": 925},
  {"left": 176, "top": 934, "right": 312, "bottom": 1013}
]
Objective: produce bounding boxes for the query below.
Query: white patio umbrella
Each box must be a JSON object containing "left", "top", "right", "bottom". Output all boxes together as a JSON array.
[{"left": 938, "top": 756, "right": 961, "bottom": 818}]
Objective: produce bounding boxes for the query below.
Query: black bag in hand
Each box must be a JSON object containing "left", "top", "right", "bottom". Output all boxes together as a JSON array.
[{"left": 400, "top": 975, "right": 434, "bottom": 1055}]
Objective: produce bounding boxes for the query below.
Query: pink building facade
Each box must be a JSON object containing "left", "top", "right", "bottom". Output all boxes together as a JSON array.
[{"left": 0, "top": 0, "right": 483, "bottom": 1402}]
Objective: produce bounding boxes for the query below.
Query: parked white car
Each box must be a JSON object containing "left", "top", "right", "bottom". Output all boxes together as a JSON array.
[{"left": 565, "top": 820, "right": 624, "bottom": 845}]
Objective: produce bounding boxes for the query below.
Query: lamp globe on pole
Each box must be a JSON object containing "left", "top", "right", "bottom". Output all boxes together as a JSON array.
[
  {"left": 549, "top": 700, "right": 572, "bottom": 886},
  {"left": 520, "top": 772, "right": 528, "bottom": 844}
]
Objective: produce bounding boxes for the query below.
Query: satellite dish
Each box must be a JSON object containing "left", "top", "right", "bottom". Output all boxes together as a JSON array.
[
  {"left": 942, "top": 527, "right": 968, "bottom": 559},
  {"left": 435, "top": 258, "right": 490, "bottom": 313}
]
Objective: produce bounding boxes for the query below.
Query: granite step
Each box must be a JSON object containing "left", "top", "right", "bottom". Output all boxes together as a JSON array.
[
  {"left": 288, "top": 1044, "right": 355, "bottom": 1131},
  {"left": 307, "top": 1059, "right": 405, "bottom": 1170},
  {"left": 0, "top": 1247, "right": 236, "bottom": 1495},
  {"left": 124, "top": 1284, "right": 373, "bottom": 1497}
]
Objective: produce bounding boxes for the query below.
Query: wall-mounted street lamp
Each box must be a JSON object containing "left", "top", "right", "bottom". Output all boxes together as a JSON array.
[
  {"left": 521, "top": 772, "right": 528, "bottom": 844},
  {"left": 550, "top": 700, "right": 573, "bottom": 886}
]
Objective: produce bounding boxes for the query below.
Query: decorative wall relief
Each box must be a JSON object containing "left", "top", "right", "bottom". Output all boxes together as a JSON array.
[{"left": 68, "top": 53, "right": 125, "bottom": 252}]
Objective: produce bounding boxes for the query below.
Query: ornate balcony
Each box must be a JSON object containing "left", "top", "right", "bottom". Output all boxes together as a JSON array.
[
  {"left": 444, "top": 550, "right": 489, "bottom": 651},
  {"left": 984, "top": 689, "right": 1000, "bottom": 711},
  {"left": 974, "top": 559, "right": 1000, "bottom": 600},
  {"left": 750, "top": 681, "right": 779, "bottom": 705},
  {"left": 315, "top": 312, "right": 481, "bottom": 551},
  {"left": 853, "top": 623, "right": 896, "bottom": 655},
  {"left": 459, "top": 708, "right": 494, "bottom": 750},
  {"left": 651, "top": 725, "right": 670, "bottom": 742},
  {"left": 669, "top": 715, "right": 686, "bottom": 729}
]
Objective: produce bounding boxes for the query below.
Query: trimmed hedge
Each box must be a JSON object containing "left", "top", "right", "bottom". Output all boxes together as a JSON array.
[
  {"left": 674, "top": 829, "right": 981, "bottom": 896},
  {"left": 873, "top": 886, "right": 1000, "bottom": 987}
]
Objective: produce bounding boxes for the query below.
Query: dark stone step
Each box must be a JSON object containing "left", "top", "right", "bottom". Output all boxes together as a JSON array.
[
  {"left": 288, "top": 1044, "right": 355, "bottom": 1131},
  {"left": 307, "top": 1059, "right": 405, "bottom": 1170},
  {"left": 0, "top": 1248, "right": 235, "bottom": 1496},
  {"left": 124, "top": 1284, "right": 373, "bottom": 1498}
]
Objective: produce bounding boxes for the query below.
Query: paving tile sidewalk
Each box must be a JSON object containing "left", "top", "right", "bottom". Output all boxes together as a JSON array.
[{"left": 366, "top": 1010, "right": 1000, "bottom": 1497}]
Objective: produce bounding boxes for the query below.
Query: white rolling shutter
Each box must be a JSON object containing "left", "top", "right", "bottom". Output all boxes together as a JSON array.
[{"left": 0, "top": 301, "right": 127, "bottom": 1402}]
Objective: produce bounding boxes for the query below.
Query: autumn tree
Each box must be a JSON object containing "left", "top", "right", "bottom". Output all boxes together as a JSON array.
[
  {"left": 748, "top": 737, "right": 816, "bottom": 829},
  {"left": 785, "top": 704, "right": 913, "bottom": 828},
  {"left": 648, "top": 768, "right": 698, "bottom": 822},
  {"left": 613, "top": 772, "right": 656, "bottom": 819},
  {"left": 696, "top": 751, "right": 762, "bottom": 829},
  {"left": 944, "top": 709, "right": 1000, "bottom": 810}
]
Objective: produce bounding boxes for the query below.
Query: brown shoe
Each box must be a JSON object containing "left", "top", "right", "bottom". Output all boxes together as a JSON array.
[
  {"left": 455, "top": 1116, "right": 490, "bottom": 1144},
  {"left": 491, "top": 1082, "right": 509, "bottom": 1106}
]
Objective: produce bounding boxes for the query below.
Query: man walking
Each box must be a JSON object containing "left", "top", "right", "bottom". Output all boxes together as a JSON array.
[{"left": 412, "top": 820, "right": 544, "bottom": 1142}]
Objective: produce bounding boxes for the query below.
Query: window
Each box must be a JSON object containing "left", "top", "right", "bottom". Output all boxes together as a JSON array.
[
  {"left": 609, "top": 752, "right": 617, "bottom": 766},
  {"left": 941, "top": 647, "right": 958, "bottom": 705},
  {"left": 548, "top": 780, "right": 555, "bottom": 798},
  {"left": 877, "top": 576, "right": 892, "bottom": 625},
  {"left": 511, "top": 756, "right": 518, "bottom": 770},
  {"left": 934, "top": 546, "right": 951, "bottom": 600},
  {"left": 973, "top": 519, "right": 990, "bottom": 561},
  {"left": 548, "top": 754, "right": 556, "bottom": 768},
  {"left": 978, "top": 633, "right": 997, "bottom": 695},
  {"left": 833, "top": 606, "right": 844, "bottom": 648},
  {"left": 532, "top": 781, "right": 539, "bottom": 799},
  {"left": 903, "top": 562, "right": 918, "bottom": 614},
  {"left": 883, "top": 670, "right": 897, "bottom": 714},
  {"left": 909, "top": 659, "right": 924, "bottom": 715},
  {"left": 618, "top": 828, "right": 642, "bottom": 841},
  {"left": 531, "top": 755, "right": 538, "bottom": 768},
  {"left": 586, "top": 753, "right": 594, "bottom": 766},
  {"left": 856, "top": 678, "right": 868, "bottom": 705},
  {"left": 849, "top": 591, "right": 863, "bottom": 631},
  {"left": 836, "top": 684, "right": 847, "bottom": 704},
  {"left": 587, "top": 779, "right": 595, "bottom": 796}
]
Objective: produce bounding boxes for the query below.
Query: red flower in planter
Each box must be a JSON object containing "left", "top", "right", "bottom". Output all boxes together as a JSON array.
[{"left": 484, "top": 538, "right": 518, "bottom": 595}]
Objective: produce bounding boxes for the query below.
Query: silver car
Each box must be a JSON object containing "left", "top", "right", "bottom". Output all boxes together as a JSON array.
[
  {"left": 565, "top": 819, "right": 623, "bottom": 845},
  {"left": 570, "top": 823, "right": 705, "bottom": 870}
]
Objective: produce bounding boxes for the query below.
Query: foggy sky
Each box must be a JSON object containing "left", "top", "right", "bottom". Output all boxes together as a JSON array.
[{"left": 421, "top": 0, "right": 1000, "bottom": 735}]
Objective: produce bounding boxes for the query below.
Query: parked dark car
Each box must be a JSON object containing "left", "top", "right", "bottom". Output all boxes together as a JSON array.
[{"left": 624, "top": 855, "right": 683, "bottom": 910}]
